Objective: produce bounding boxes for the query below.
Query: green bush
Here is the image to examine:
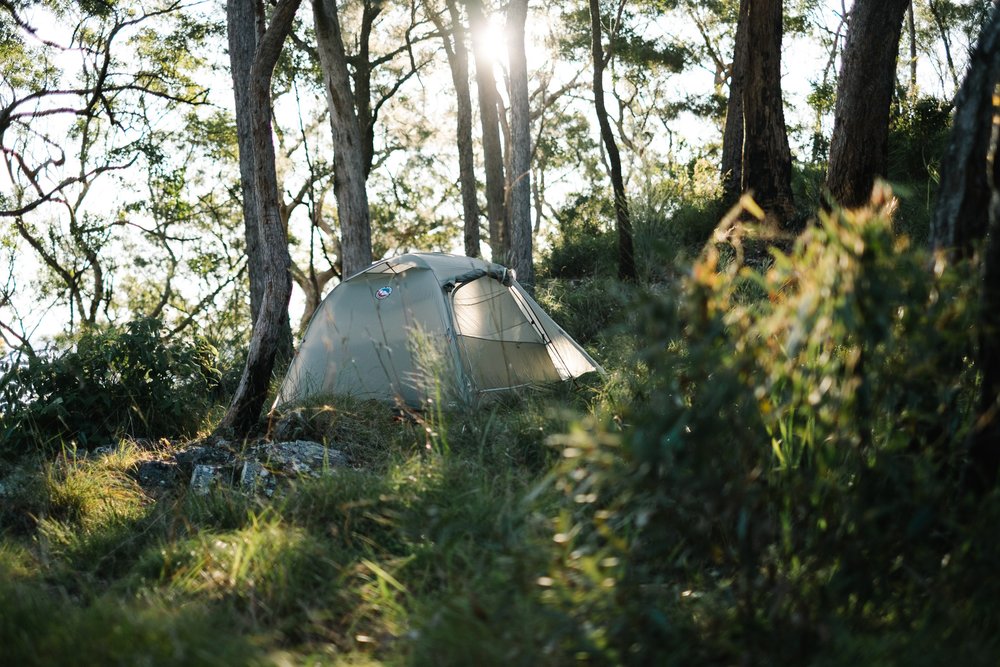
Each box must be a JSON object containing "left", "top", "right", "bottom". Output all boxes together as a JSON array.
[
  {"left": 542, "top": 193, "right": 618, "bottom": 280},
  {"left": 0, "top": 318, "right": 220, "bottom": 457},
  {"left": 542, "top": 201, "right": 996, "bottom": 663},
  {"left": 887, "top": 95, "right": 952, "bottom": 243},
  {"left": 541, "top": 188, "right": 724, "bottom": 283}
]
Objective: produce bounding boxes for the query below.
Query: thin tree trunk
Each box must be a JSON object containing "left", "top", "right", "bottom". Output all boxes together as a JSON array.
[
  {"left": 826, "top": 0, "right": 910, "bottom": 209},
  {"left": 313, "top": 0, "right": 373, "bottom": 278},
  {"left": 931, "top": 7, "right": 1000, "bottom": 255},
  {"left": 466, "top": 0, "right": 507, "bottom": 261},
  {"left": 721, "top": 0, "right": 748, "bottom": 206},
  {"left": 739, "top": 0, "right": 795, "bottom": 226},
  {"left": 928, "top": 0, "right": 961, "bottom": 92},
  {"left": 429, "top": 0, "right": 481, "bottom": 258},
  {"left": 355, "top": 0, "right": 381, "bottom": 177},
  {"left": 589, "top": 0, "right": 635, "bottom": 281},
  {"left": 946, "top": 9, "right": 1000, "bottom": 492},
  {"left": 216, "top": 0, "right": 299, "bottom": 438},
  {"left": 908, "top": 1, "right": 917, "bottom": 97},
  {"left": 228, "top": 0, "right": 262, "bottom": 321},
  {"left": 227, "top": 0, "right": 293, "bottom": 361},
  {"left": 498, "top": 95, "right": 513, "bottom": 258},
  {"left": 507, "top": 0, "right": 533, "bottom": 290}
]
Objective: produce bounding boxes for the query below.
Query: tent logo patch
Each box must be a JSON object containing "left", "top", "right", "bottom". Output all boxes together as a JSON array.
[{"left": 375, "top": 286, "right": 393, "bottom": 300}]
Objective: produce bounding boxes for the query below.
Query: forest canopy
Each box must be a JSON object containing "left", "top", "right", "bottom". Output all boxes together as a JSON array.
[{"left": 0, "top": 0, "right": 987, "bottom": 350}]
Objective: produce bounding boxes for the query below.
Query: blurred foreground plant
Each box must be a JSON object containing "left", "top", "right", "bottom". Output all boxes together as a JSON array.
[{"left": 543, "top": 193, "right": 998, "bottom": 664}]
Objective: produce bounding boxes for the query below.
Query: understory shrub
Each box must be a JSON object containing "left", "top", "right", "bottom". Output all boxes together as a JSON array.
[
  {"left": 0, "top": 318, "right": 221, "bottom": 457},
  {"left": 541, "top": 187, "right": 723, "bottom": 283},
  {"left": 543, "top": 199, "right": 996, "bottom": 664}
]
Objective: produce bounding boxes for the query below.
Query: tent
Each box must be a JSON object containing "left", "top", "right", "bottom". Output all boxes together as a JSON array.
[{"left": 274, "top": 252, "right": 602, "bottom": 408}]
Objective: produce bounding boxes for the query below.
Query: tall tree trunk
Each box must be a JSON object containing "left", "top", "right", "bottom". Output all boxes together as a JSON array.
[
  {"left": 466, "top": 0, "right": 507, "bottom": 261},
  {"left": 227, "top": 0, "right": 292, "bottom": 360},
  {"left": 937, "top": 8, "right": 1000, "bottom": 491},
  {"left": 825, "top": 0, "right": 910, "bottom": 209},
  {"left": 354, "top": 0, "right": 382, "bottom": 177},
  {"left": 931, "top": 8, "right": 1000, "bottom": 256},
  {"left": 313, "top": 0, "right": 373, "bottom": 278},
  {"left": 506, "top": 0, "right": 533, "bottom": 290},
  {"left": 589, "top": 0, "right": 635, "bottom": 281},
  {"left": 721, "top": 0, "right": 748, "bottom": 207},
  {"left": 429, "top": 0, "right": 481, "bottom": 258},
  {"left": 739, "top": 0, "right": 795, "bottom": 226},
  {"left": 216, "top": 0, "right": 300, "bottom": 438},
  {"left": 907, "top": 1, "right": 917, "bottom": 97},
  {"left": 969, "top": 80, "right": 1000, "bottom": 492}
]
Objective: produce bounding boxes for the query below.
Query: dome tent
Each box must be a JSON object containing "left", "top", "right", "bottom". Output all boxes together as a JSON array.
[{"left": 274, "top": 253, "right": 602, "bottom": 408}]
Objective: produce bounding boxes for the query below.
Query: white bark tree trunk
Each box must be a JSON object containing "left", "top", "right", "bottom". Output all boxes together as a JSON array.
[
  {"left": 466, "top": 0, "right": 508, "bottom": 261},
  {"left": 216, "top": 0, "right": 299, "bottom": 438},
  {"left": 227, "top": 0, "right": 293, "bottom": 358},
  {"left": 506, "top": 0, "right": 533, "bottom": 291},
  {"left": 428, "top": 0, "right": 481, "bottom": 258},
  {"left": 313, "top": 0, "right": 373, "bottom": 279}
]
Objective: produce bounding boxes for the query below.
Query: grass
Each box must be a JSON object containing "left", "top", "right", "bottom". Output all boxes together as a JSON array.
[
  {"left": 3, "top": 201, "right": 1000, "bottom": 665},
  {"left": 0, "top": 385, "right": 593, "bottom": 665}
]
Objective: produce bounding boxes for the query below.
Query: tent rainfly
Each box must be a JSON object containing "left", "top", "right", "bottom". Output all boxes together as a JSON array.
[{"left": 274, "top": 253, "right": 603, "bottom": 408}]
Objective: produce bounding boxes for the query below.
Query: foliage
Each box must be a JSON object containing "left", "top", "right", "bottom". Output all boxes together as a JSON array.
[
  {"left": 0, "top": 318, "right": 220, "bottom": 456},
  {"left": 542, "top": 193, "right": 618, "bottom": 279},
  {"left": 0, "top": 0, "right": 994, "bottom": 659},
  {"left": 0, "top": 387, "right": 583, "bottom": 663},
  {"left": 0, "top": 547, "right": 262, "bottom": 667},
  {"left": 542, "top": 200, "right": 996, "bottom": 664},
  {"left": 887, "top": 94, "right": 953, "bottom": 243},
  {"left": 541, "top": 180, "right": 722, "bottom": 283},
  {"left": 3, "top": 198, "right": 1000, "bottom": 663}
]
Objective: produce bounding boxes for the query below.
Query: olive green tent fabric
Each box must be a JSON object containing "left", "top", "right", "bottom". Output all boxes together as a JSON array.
[{"left": 275, "top": 253, "right": 602, "bottom": 408}]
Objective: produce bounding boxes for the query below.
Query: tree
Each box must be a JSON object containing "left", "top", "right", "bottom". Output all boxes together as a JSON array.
[
  {"left": 215, "top": 0, "right": 300, "bottom": 438},
  {"left": 721, "top": 0, "right": 795, "bottom": 226},
  {"left": 0, "top": 0, "right": 224, "bottom": 337},
  {"left": 507, "top": 0, "right": 533, "bottom": 289},
  {"left": 427, "top": 0, "right": 481, "bottom": 258},
  {"left": 720, "top": 0, "right": 747, "bottom": 205},
  {"left": 312, "top": 0, "right": 373, "bottom": 279},
  {"left": 974, "top": 72, "right": 1000, "bottom": 491},
  {"left": 589, "top": 0, "right": 636, "bottom": 282},
  {"left": 312, "top": 0, "right": 435, "bottom": 277},
  {"left": 825, "top": 0, "right": 910, "bottom": 209},
  {"left": 228, "top": 0, "right": 293, "bottom": 359},
  {"left": 929, "top": 6, "right": 1000, "bottom": 490},
  {"left": 0, "top": 0, "right": 200, "bottom": 219},
  {"left": 466, "top": 0, "right": 508, "bottom": 261},
  {"left": 930, "top": 5, "right": 1000, "bottom": 255}
]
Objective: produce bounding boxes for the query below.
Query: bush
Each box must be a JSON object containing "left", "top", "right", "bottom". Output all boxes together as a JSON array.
[
  {"left": 0, "top": 318, "right": 220, "bottom": 457},
  {"left": 541, "top": 188, "right": 724, "bottom": 283},
  {"left": 887, "top": 95, "right": 952, "bottom": 243},
  {"left": 542, "top": 200, "right": 996, "bottom": 663},
  {"left": 542, "top": 193, "right": 618, "bottom": 280}
]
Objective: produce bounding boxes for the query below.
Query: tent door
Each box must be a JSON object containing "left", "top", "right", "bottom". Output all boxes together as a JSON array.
[{"left": 449, "top": 277, "right": 560, "bottom": 392}]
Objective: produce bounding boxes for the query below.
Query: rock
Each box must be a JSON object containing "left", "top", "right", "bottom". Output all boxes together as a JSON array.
[
  {"left": 136, "top": 460, "right": 179, "bottom": 489},
  {"left": 174, "top": 445, "right": 236, "bottom": 477},
  {"left": 239, "top": 460, "right": 273, "bottom": 495},
  {"left": 190, "top": 464, "right": 220, "bottom": 495},
  {"left": 253, "top": 440, "right": 346, "bottom": 478}
]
